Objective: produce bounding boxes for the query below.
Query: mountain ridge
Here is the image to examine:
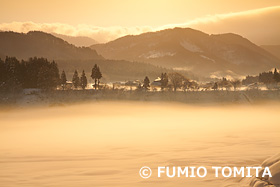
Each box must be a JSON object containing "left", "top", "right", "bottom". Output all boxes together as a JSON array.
[
  {"left": 91, "top": 27, "right": 280, "bottom": 78},
  {"left": 51, "top": 33, "right": 98, "bottom": 47},
  {"left": 0, "top": 31, "right": 103, "bottom": 61}
]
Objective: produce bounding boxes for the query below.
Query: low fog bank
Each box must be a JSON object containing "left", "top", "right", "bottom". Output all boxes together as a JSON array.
[
  {"left": 1, "top": 89, "right": 280, "bottom": 109},
  {"left": 0, "top": 101, "right": 279, "bottom": 187}
]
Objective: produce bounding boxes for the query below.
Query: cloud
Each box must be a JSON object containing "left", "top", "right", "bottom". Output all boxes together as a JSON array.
[
  {"left": 184, "top": 6, "right": 280, "bottom": 45},
  {"left": 0, "top": 6, "right": 279, "bottom": 44},
  {"left": 0, "top": 22, "right": 154, "bottom": 43}
]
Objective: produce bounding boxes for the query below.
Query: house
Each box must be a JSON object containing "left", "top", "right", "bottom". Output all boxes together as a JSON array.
[{"left": 151, "top": 77, "right": 161, "bottom": 87}]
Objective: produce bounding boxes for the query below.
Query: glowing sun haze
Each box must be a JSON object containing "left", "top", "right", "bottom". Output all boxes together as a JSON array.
[{"left": 0, "top": 0, "right": 280, "bottom": 44}]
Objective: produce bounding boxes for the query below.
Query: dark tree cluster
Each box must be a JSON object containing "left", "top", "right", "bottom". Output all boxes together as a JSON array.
[
  {"left": 69, "top": 69, "right": 88, "bottom": 90},
  {"left": 242, "top": 68, "right": 280, "bottom": 86},
  {"left": 242, "top": 75, "right": 259, "bottom": 85},
  {"left": 259, "top": 71, "right": 274, "bottom": 84},
  {"left": 91, "top": 64, "right": 102, "bottom": 90},
  {"left": 0, "top": 56, "right": 60, "bottom": 92}
]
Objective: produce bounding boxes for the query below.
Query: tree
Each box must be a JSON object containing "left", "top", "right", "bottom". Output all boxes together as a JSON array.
[
  {"left": 50, "top": 61, "right": 60, "bottom": 88},
  {"left": 37, "top": 66, "right": 58, "bottom": 90},
  {"left": 0, "top": 57, "right": 22, "bottom": 92},
  {"left": 231, "top": 80, "right": 241, "bottom": 90},
  {"left": 80, "top": 70, "right": 87, "bottom": 90},
  {"left": 160, "top": 73, "right": 168, "bottom": 90},
  {"left": 273, "top": 68, "right": 280, "bottom": 82},
  {"left": 219, "top": 77, "right": 233, "bottom": 90},
  {"left": 72, "top": 70, "right": 80, "bottom": 89},
  {"left": 143, "top": 76, "right": 150, "bottom": 90},
  {"left": 0, "top": 57, "right": 60, "bottom": 91},
  {"left": 60, "top": 70, "right": 67, "bottom": 90},
  {"left": 168, "top": 72, "right": 187, "bottom": 91},
  {"left": 259, "top": 71, "right": 274, "bottom": 85},
  {"left": 91, "top": 64, "right": 102, "bottom": 90},
  {"left": 212, "top": 82, "right": 218, "bottom": 90}
]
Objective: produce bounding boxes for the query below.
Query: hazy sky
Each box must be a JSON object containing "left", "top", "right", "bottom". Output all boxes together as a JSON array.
[
  {"left": 1, "top": 0, "right": 280, "bottom": 44},
  {"left": 1, "top": 0, "right": 279, "bottom": 27}
]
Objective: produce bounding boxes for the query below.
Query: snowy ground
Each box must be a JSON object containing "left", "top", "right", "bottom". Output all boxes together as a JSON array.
[{"left": 0, "top": 102, "right": 279, "bottom": 187}]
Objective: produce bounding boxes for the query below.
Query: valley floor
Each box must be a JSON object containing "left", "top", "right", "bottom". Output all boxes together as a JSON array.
[{"left": 1, "top": 89, "right": 280, "bottom": 109}]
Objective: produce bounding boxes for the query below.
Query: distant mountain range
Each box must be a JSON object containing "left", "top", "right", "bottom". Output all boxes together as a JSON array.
[
  {"left": 52, "top": 33, "right": 98, "bottom": 47},
  {"left": 1, "top": 29, "right": 280, "bottom": 81},
  {"left": 91, "top": 27, "right": 280, "bottom": 78},
  {"left": 0, "top": 31, "right": 102, "bottom": 61},
  {"left": 0, "top": 31, "right": 173, "bottom": 82}
]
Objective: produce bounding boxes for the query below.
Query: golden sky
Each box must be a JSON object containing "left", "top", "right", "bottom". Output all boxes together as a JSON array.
[
  {"left": 0, "top": 0, "right": 279, "bottom": 27},
  {"left": 0, "top": 0, "right": 280, "bottom": 44}
]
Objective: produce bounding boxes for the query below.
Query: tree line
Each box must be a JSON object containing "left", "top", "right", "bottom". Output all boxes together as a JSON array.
[
  {"left": 242, "top": 68, "right": 280, "bottom": 85},
  {"left": 0, "top": 57, "right": 60, "bottom": 92},
  {"left": 62, "top": 64, "right": 102, "bottom": 90},
  {"left": 1, "top": 56, "right": 280, "bottom": 92},
  {"left": 0, "top": 56, "right": 103, "bottom": 92}
]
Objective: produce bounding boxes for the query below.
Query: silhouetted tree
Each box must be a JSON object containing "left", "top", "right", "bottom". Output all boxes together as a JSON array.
[
  {"left": 143, "top": 76, "right": 150, "bottom": 90},
  {"left": 91, "top": 64, "right": 102, "bottom": 90},
  {"left": 259, "top": 71, "right": 274, "bottom": 84},
  {"left": 212, "top": 82, "right": 218, "bottom": 90},
  {"left": 273, "top": 68, "right": 280, "bottom": 82},
  {"left": 80, "top": 70, "right": 87, "bottom": 90},
  {"left": 0, "top": 57, "right": 60, "bottom": 91},
  {"left": 0, "top": 57, "right": 22, "bottom": 92},
  {"left": 60, "top": 70, "right": 67, "bottom": 90},
  {"left": 160, "top": 73, "right": 168, "bottom": 90},
  {"left": 37, "top": 65, "right": 59, "bottom": 90},
  {"left": 72, "top": 70, "right": 80, "bottom": 89},
  {"left": 231, "top": 80, "right": 241, "bottom": 90},
  {"left": 242, "top": 75, "right": 258, "bottom": 85},
  {"left": 168, "top": 72, "right": 187, "bottom": 91},
  {"left": 49, "top": 61, "right": 60, "bottom": 88},
  {"left": 219, "top": 77, "right": 233, "bottom": 90}
]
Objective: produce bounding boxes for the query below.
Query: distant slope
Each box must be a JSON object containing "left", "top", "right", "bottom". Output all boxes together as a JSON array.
[
  {"left": 52, "top": 33, "right": 98, "bottom": 47},
  {"left": 57, "top": 59, "right": 179, "bottom": 82},
  {"left": 0, "top": 31, "right": 182, "bottom": 82},
  {"left": 261, "top": 45, "right": 280, "bottom": 60},
  {"left": 91, "top": 27, "right": 280, "bottom": 78},
  {"left": 0, "top": 31, "right": 103, "bottom": 61}
]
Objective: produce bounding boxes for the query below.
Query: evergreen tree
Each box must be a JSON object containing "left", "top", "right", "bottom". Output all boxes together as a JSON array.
[
  {"left": 72, "top": 70, "right": 80, "bottom": 89},
  {"left": 160, "top": 73, "right": 168, "bottom": 90},
  {"left": 143, "top": 76, "right": 150, "bottom": 90},
  {"left": 91, "top": 64, "right": 102, "bottom": 90},
  {"left": 37, "top": 66, "right": 53, "bottom": 90},
  {"left": 273, "top": 68, "right": 280, "bottom": 82},
  {"left": 61, "top": 70, "right": 67, "bottom": 90},
  {"left": 0, "top": 57, "right": 60, "bottom": 91},
  {"left": 80, "top": 70, "right": 87, "bottom": 90},
  {"left": 49, "top": 61, "right": 60, "bottom": 89},
  {"left": 97, "top": 66, "right": 102, "bottom": 89}
]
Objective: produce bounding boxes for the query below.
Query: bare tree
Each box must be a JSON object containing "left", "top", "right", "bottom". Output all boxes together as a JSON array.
[
  {"left": 168, "top": 72, "right": 188, "bottom": 91},
  {"left": 231, "top": 80, "right": 241, "bottom": 91}
]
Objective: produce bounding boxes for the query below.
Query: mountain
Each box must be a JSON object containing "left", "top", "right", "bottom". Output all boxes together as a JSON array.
[
  {"left": 52, "top": 33, "right": 98, "bottom": 47},
  {"left": 0, "top": 31, "right": 103, "bottom": 61},
  {"left": 261, "top": 45, "right": 280, "bottom": 60},
  {"left": 0, "top": 31, "right": 179, "bottom": 82},
  {"left": 91, "top": 27, "right": 280, "bottom": 78}
]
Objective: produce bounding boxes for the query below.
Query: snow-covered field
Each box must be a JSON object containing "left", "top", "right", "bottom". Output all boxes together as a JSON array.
[{"left": 0, "top": 102, "right": 279, "bottom": 187}]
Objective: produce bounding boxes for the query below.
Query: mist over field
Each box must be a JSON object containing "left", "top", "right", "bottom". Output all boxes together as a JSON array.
[{"left": 0, "top": 102, "right": 279, "bottom": 187}]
